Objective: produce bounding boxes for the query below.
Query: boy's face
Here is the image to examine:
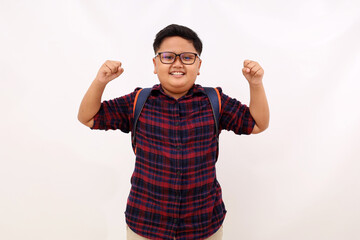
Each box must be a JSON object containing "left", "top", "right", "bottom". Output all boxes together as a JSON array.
[{"left": 153, "top": 36, "right": 202, "bottom": 99}]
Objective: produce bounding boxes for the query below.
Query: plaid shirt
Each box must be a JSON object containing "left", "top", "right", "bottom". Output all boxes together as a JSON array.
[{"left": 92, "top": 84, "right": 255, "bottom": 240}]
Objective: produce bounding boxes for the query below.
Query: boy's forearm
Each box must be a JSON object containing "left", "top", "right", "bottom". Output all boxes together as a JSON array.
[
  {"left": 249, "top": 83, "right": 269, "bottom": 132},
  {"left": 77, "top": 79, "right": 107, "bottom": 126},
  {"left": 78, "top": 60, "right": 124, "bottom": 127}
]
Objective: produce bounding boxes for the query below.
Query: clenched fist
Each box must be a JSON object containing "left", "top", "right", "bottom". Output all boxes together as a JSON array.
[
  {"left": 242, "top": 60, "right": 264, "bottom": 86},
  {"left": 96, "top": 60, "right": 124, "bottom": 84}
]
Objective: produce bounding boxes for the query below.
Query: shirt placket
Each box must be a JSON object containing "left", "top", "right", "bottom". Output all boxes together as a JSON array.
[{"left": 172, "top": 101, "right": 182, "bottom": 234}]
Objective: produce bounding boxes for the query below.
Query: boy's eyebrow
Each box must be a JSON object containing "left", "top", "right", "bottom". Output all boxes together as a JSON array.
[{"left": 157, "top": 51, "right": 199, "bottom": 54}]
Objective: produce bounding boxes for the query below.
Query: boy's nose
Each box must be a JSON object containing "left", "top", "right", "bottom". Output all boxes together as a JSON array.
[{"left": 172, "top": 55, "right": 183, "bottom": 66}]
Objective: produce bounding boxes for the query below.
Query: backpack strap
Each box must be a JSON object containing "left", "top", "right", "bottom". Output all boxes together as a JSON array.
[
  {"left": 132, "top": 88, "right": 151, "bottom": 153},
  {"left": 203, "top": 87, "right": 221, "bottom": 140}
]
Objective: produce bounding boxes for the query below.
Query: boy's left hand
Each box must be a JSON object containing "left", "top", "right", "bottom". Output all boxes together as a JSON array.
[{"left": 242, "top": 60, "right": 264, "bottom": 86}]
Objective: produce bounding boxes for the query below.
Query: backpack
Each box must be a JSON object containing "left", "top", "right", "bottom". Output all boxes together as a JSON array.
[{"left": 131, "top": 87, "right": 221, "bottom": 153}]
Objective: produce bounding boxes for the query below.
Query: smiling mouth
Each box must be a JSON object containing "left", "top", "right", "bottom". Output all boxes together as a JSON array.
[{"left": 170, "top": 72, "right": 185, "bottom": 76}]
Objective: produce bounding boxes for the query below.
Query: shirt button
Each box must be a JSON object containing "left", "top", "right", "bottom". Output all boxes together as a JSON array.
[
  {"left": 177, "top": 171, "right": 181, "bottom": 176},
  {"left": 177, "top": 145, "right": 181, "bottom": 150},
  {"left": 175, "top": 122, "right": 179, "bottom": 126},
  {"left": 174, "top": 219, "right": 178, "bottom": 224}
]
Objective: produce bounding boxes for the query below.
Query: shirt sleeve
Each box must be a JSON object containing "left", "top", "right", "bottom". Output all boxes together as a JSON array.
[
  {"left": 91, "top": 89, "right": 140, "bottom": 133},
  {"left": 217, "top": 87, "right": 255, "bottom": 135}
]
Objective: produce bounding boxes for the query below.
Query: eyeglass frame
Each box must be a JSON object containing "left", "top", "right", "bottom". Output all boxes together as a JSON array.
[{"left": 155, "top": 52, "right": 200, "bottom": 65}]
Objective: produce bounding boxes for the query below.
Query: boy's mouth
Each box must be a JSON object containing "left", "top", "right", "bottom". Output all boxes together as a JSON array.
[{"left": 170, "top": 71, "right": 185, "bottom": 76}]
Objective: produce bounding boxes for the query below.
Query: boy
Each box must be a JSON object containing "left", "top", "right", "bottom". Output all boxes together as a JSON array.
[{"left": 78, "top": 24, "right": 269, "bottom": 240}]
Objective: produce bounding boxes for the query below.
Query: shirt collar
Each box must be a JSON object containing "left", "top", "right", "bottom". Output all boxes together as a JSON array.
[{"left": 151, "top": 84, "right": 206, "bottom": 98}]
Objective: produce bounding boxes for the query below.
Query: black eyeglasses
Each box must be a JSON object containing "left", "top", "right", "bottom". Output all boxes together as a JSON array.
[{"left": 156, "top": 52, "right": 199, "bottom": 65}]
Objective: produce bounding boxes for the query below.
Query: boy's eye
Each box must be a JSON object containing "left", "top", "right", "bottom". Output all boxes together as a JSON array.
[
  {"left": 161, "top": 53, "right": 175, "bottom": 60},
  {"left": 181, "top": 54, "right": 195, "bottom": 61}
]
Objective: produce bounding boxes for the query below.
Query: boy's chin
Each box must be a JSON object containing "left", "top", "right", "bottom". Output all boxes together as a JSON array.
[
  {"left": 161, "top": 82, "right": 194, "bottom": 93},
  {"left": 161, "top": 78, "right": 193, "bottom": 87}
]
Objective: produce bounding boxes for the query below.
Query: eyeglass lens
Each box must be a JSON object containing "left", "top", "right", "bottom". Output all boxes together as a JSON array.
[{"left": 160, "top": 52, "right": 196, "bottom": 64}]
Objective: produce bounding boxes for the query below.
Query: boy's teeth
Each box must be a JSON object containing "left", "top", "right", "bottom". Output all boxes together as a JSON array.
[{"left": 171, "top": 72, "right": 184, "bottom": 75}]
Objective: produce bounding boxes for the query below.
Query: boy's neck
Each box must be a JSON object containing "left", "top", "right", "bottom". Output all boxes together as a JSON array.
[{"left": 163, "top": 88, "right": 187, "bottom": 100}]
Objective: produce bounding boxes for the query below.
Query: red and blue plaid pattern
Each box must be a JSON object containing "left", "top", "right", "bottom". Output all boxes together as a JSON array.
[{"left": 92, "top": 84, "right": 255, "bottom": 240}]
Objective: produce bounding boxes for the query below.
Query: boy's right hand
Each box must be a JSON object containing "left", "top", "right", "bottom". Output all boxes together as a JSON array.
[{"left": 95, "top": 60, "right": 124, "bottom": 84}]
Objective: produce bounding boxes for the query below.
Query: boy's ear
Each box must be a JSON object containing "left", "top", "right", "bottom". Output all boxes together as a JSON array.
[
  {"left": 197, "top": 59, "right": 202, "bottom": 75},
  {"left": 153, "top": 58, "right": 157, "bottom": 74}
]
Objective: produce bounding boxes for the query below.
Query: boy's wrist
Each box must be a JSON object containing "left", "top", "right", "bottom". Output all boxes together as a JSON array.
[
  {"left": 93, "top": 77, "right": 108, "bottom": 88},
  {"left": 249, "top": 81, "right": 264, "bottom": 89}
]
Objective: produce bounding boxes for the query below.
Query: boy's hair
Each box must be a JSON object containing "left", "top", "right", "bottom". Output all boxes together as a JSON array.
[{"left": 153, "top": 24, "right": 203, "bottom": 55}]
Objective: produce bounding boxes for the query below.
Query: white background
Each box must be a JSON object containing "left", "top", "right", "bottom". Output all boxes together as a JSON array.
[{"left": 1, "top": 0, "right": 360, "bottom": 239}]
